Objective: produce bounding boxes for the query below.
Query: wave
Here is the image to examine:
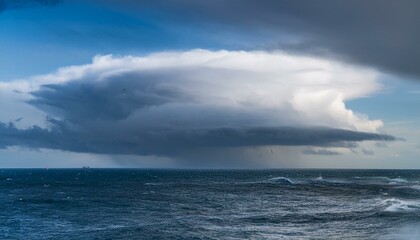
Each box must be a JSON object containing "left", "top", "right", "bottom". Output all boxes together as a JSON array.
[
  {"left": 379, "top": 198, "right": 420, "bottom": 212},
  {"left": 407, "top": 185, "right": 420, "bottom": 191},
  {"left": 266, "top": 177, "right": 294, "bottom": 184},
  {"left": 311, "top": 176, "right": 350, "bottom": 184},
  {"left": 388, "top": 178, "right": 409, "bottom": 184},
  {"left": 261, "top": 175, "right": 417, "bottom": 187},
  {"left": 354, "top": 176, "right": 415, "bottom": 185},
  {"left": 144, "top": 182, "right": 161, "bottom": 186}
]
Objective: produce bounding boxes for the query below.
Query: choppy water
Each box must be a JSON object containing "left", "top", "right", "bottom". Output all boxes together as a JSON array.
[{"left": 1, "top": 169, "right": 420, "bottom": 239}]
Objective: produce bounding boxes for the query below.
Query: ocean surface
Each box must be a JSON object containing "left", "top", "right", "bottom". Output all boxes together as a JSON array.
[{"left": 1, "top": 169, "right": 420, "bottom": 239}]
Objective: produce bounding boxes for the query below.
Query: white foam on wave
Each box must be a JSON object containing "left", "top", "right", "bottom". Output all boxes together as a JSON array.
[
  {"left": 355, "top": 176, "right": 416, "bottom": 185},
  {"left": 312, "top": 176, "right": 349, "bottom": 184},
  {"left": 388, "top": 178, "right": 409, "bottom": 184},
  {"left": 266, "top": 177, "right": 294, "bottom": 184},
  {"left": 380, "top": 198, "right": 420, "bottom": 212}
]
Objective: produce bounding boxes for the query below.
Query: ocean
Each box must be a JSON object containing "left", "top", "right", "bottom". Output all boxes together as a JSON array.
[{"left": 0, "top": 169, "right": 419, "bottom": 239}]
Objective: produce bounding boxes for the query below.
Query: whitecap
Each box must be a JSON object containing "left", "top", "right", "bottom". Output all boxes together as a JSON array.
[
  {"left": 358, "top": 176, "right": 413, "bottom": 185},
  {"left": 380, "top": 198, "right": 420, "bottom": 212},
  {"left": 311, "top": 176, "right": 352, "bottom": 184},
  {"left": 388, "top": 178, "right": 408, "bottom": 184},
  {"left": 266, "top": 177, "right": 294, "bottom": 184}
]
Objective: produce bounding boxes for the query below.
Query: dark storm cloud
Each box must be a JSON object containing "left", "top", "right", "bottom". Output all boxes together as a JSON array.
[
  {"left": 0, "top": 121, "right": 395, "bottom": 156},
  {"left": 0, "top": 0, "right": 60, "bottom": 12},
  {"left": 28, "top": 71, "right": 191, "bottom": 123},
  {"left": 94, "top": 0, "right": 420, "bottom": 79}
]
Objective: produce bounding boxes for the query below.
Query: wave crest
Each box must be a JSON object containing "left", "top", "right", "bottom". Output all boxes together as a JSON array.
[
  {"left": 380, "top": 198, "right": 420, "bottom": 212},
  {"left": 266, "top": 177, "right": 294, "bottom": 184}
]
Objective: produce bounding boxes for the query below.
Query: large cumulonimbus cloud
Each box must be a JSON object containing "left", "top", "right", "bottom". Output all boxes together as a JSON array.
[
  {"left": 91, "top": 0, "right": 420, "bottom": 80},
  {"left": 0, "top": 50, "right": 394, "bottom": 159}
]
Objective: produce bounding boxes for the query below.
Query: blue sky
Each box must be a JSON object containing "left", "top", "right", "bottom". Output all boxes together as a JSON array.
[
  {"left": 1, "top": 0, "right": 420, "bottom": 168},
  {"left": 0, "top": 1, "right": 261, "bottom": 79}
]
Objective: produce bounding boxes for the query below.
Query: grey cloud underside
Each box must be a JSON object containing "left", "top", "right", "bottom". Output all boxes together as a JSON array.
[
  {"left": 29, "top": 71, "right": 191, "bottom": 123},
  {"left": 0, "top": 121, "right": 395, "bottom": 156},
  {"left": 303, "top": 148, "right": 340, "bottom": 156},
  {"left": 97, "top": 0, "right": 420, "bottom": 79},
  {"left": 0, "top": 0, "right": 60, "bottom": 12}
]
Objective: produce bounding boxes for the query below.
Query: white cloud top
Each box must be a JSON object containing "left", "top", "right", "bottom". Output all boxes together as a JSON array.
[{"left": 1, "top": 49, "right": 383, "bottom": 133}]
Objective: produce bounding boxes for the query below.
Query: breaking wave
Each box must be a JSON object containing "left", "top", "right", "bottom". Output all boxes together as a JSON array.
[
  {"left": 379, "top": 198, "right": 420, "bottom": 212},
  {"left": 266, "top": 177, "right": 294, "bottom": 184}
]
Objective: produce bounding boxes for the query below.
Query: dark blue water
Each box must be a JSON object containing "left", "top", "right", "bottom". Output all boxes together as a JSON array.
[{"left": 1, "top": 169, "right": 420, "bottom": 239}]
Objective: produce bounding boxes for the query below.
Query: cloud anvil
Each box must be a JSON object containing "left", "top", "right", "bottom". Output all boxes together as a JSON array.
[{"left": 0, "top": 50, "right": 395, "bottom": 162}]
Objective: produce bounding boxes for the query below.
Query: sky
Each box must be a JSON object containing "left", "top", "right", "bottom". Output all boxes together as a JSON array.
[{"left": 0, "top": 0, "right": 420, "bottom": 168}]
